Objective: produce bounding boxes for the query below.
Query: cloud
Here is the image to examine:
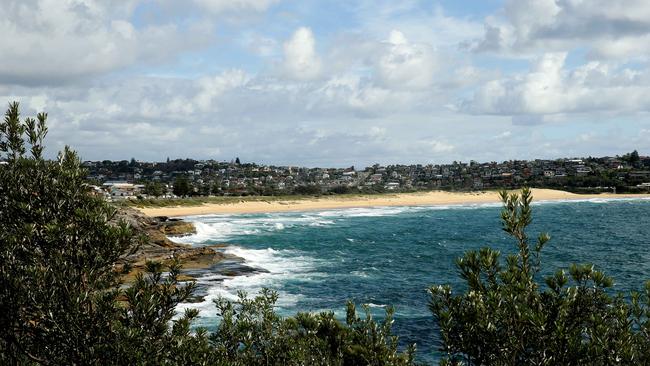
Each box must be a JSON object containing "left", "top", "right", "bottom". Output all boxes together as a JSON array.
[
  {"left": 195, "top": 70, "right": 250, "bottom": 111},
  {"left": 493, "top": 131, "right": 512, "bottom": 140},
  {"left": 314, "top": 75, "right": 398, "bottom": 116},
  {"left": 511, "top": 115, "right": 545, "bottom": 126},
  {"left": 375, "top": 30, "right": 438, "bottom": 90},
  {"left": 277, "top": 27, "right": 461, "bottom": 114},
  {"left": 2, "top": 0, "right": 649, "bottom": 166},
  {"left": 282, "top": 27, "right": 322, "bottom": 81},
  {"left": 473, "top": 0, "right": 650, "bottom": 59},
  {"left": 427, "top": 140, "right": 455, "bottom": 153},
  {"left": 193, "top": 0, "right": 279, "bottom": 14},
  {"left": 0, "top": 64, "right": 471, "bottom": 165},
  {"left": 354, "top": 1, "right": 484, "bottom": 47},
  {"left": 241, "top": 32, "right": 280, "bottom": 57},
  {"left": 0, "top": 0, "right": 212, "bottom": 86},
  {"left": 463, "top": 52, "right": 650, "bottom": 117}
]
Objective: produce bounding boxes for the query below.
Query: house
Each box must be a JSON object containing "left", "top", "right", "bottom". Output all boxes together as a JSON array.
[
  {"left": 103, "top": 182, "right": 140, "bottom": 199},
  {"left": 385, "top": 182, "right": 400, "bottom": 190},
  {"left": 88, "top": 185, "right": 106, "bottom": 198},
  {"left": 473, "top": 177, "right": 483, "bottom": 189},
  {"left": 369, "top": 173, "right": 383, "bottom": 183},
  {"left": 575, "top": 166, "right": 592, "bottom": 176}
]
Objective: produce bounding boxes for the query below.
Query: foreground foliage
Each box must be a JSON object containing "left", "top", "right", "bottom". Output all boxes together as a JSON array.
[
  {"left": 0, "top": 102, "right": 200, "bottom": 364},
  {"left": 0, "top": 102, "right": 413, "bottom": 365},
  {"left": 430, "top": 187, "right": 650, "bottom": 365}
]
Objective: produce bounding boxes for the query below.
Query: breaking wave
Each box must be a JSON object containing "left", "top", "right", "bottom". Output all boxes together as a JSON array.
[{"left": 176, "top": 246, "right": 323, "bottom": 321}]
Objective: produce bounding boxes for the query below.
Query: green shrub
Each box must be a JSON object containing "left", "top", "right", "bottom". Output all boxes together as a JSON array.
[
  {"left": 0, "top": 102, "right": 199, "bottom": 364},
  {"left": 206, "top": 289, "right": 415, "bottom": 366},
  {"left": 429, "top": 187, "right": 650, "bottom": 365}
]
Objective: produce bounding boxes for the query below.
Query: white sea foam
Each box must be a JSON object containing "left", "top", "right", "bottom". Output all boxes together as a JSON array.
[
  {"left": 533, "top": 197, "right": 650, "bottom": 206},
  {"left": 350, "top": 270, "right": 368, "bottom": 278},
  {"left": 175, "top": 245, "right": 323, "bottom": 319},
  {"left": 313, "top": 203, "right": 507, "bottom": 218},
  {"left": 169, "top": 213, "right": 338, "bottom": 244},
  {"left": 169, "top": 221, "right": 262, "bottom": 244},
  {"left": 316, "top": 206, "right": 422, "bottom": 218},
  {"left": 365, "top": 303, "right": 387, "bottom": 308},
  {"left": 308, "top": 219, "right": 335, "bottom": 226}
]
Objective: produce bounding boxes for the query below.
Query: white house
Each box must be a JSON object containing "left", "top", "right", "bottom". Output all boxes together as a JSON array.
[
  {"left": 385, "top": 182, "right": 400, "bottom": 190},
  {"left": 103, "top": 182, "right": 140, "bottom": 199}
]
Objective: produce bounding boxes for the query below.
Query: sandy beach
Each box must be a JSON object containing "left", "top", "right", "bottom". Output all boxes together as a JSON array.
[{"left": 136, "top": 189, "right": 650, "bottom": 217}]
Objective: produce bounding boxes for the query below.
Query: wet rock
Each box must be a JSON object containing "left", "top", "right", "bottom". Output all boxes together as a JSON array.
[{"left": 184, "top": 294, "right": 206, "bottom": 304}]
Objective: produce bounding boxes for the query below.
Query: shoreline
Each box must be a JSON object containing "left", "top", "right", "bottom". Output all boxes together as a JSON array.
[{"left": 135, "top": 189, "right": 650, "bottom": 217}]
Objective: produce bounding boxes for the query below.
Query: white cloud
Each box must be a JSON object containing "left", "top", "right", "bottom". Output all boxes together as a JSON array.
[
  {"left": 124, "top": 122, "right": 184, "bottom": 142},
  {"left": 2, "top": 0, "right": 649, "bottom": 166},
  {"left": 195, "top": 70, "right": 250, "bottom": 111},
  {"left": 311, "top": 74, "right": 430, "bottom": 117},
  {"left": 316, "top": 75, "right": 389, "bottom": 114},
  {"left": 428, "top": 140, "right": 454, "bottom": 153},
  {"left": 368, "top": 126, "right": 387, "bottom": 139},
  {"left": 375, "top": 30, "right": 438, "bottom": 90},
  {"left": 493, "top": 131, "right": 512, "bottom": 140},
  {"left": 282, "top": 27, "right": 323, "bottom": 81},
  {"left": 474, "top": 0, "right": 650, "bottom": 59},
  {"left": 241, "top": 32, "right": 280, "bottom": 57},
  {"left": 0, "top": 0, "right": 211, "bottom": 85},
  {"left": 0, "top": 66, "right": 470, "bottom": 165},
  {"left": 354, "top": 1, "right": 484, "bottom": 47},
  {"left": 193, "top": 0, "right": 279, "bottom": 14},
  {"left": 463, "top": 52, "right": 650, "bottom": 117}
]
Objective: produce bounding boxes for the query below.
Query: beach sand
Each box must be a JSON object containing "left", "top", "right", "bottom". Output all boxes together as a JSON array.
[{"left": 135, "top": 189, "right": 650, "bottom": 217}]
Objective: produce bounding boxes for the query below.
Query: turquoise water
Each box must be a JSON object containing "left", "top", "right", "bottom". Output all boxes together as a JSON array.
[{"left": 172, "top": 198, "right": 650, "bottom": 362}]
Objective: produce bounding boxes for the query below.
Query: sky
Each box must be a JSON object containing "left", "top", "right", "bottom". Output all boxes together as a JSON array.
[{"left": 2, "top": 0, "right": 650, "bottom": 167}]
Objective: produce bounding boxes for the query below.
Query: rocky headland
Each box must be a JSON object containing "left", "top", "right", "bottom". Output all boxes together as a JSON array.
[{"left": 114, "top": 207, "right": 225, "bottom": 282}]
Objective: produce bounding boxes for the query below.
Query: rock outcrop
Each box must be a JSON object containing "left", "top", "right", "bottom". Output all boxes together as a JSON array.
[
  {"left": 113, "top": 207, "right": 224, "bottom": 281},
  {"left": 159, "top": 218, "right": 197, "bottom": 236}
]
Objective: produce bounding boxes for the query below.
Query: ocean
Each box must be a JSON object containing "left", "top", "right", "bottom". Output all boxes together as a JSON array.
[{"left": 171, "top": 198, "right": 650, "bottom": 363}]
